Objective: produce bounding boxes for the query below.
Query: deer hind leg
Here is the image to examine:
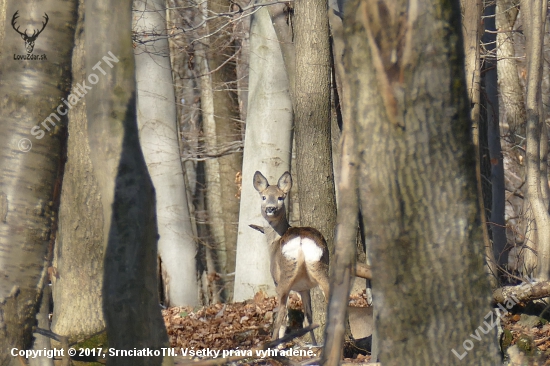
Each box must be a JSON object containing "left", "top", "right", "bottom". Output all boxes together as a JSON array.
[
  {"left": 298, "top": 289, "right": 317, "bottom": 345},
  {"left": 307, "top": 262, "right": 330, "bottom": 301},
  {"left": 273, "top": 290, "right": 289, "bottom": 340}
]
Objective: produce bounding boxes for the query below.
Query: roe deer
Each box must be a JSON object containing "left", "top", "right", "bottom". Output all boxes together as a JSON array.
[{"left": 253, "top": 171, "right": 329, "bottom": 345}]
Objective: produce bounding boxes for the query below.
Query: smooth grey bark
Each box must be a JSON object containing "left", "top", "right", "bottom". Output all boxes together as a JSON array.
[
  {"left": 133, "top": 0, "right": 198, "bottom": 307},
  {"left": 0, "top": 1, "right": 77, "bottom": 364},
  {"left": 85, "top": 0, "right": 168, "bottom": 364},
  {"left": 343, "top": 0, "right": 500, "bottom": 363},
  {"left": 482, "top": 2, "right": 507, "bottom": 276},
  {"left": 51, "top": 0, "right": 105, "bottom": 341},
  {"left": 233, "top": 5, "right": 293, "bottom": 301}
]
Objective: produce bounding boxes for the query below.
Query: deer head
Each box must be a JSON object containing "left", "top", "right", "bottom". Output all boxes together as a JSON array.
[
  {"left": 253, "top": 171, "right": 292, "bottom": 233},
  {"left": 12, "top": 11, "right": 49, "bottom": 54}
]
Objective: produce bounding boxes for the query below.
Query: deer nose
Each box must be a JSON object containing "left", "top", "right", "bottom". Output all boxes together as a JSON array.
[{"left": 266, "top": 207, "right": 277, "bottom": 214}]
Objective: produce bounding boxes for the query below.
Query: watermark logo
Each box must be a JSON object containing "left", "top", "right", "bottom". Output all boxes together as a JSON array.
[
  {"left": 12, "top": 10, "right": 48, "bottom": 60},
  {"left": 18, "top": 138, "right": 32, "bottom": 152}
]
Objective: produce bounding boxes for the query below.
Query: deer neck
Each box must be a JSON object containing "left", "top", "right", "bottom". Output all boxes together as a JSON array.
[
  {"left": 264, "top": 212, "right": 290, "bottom": 245},
  {"left": 270, "top": 216, "right": 290, "bottom": 237}
]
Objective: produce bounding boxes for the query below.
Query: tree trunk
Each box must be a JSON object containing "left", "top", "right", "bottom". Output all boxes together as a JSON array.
[
  {"left": 134, "top": 0, "right": 198, "bottom": 307},
  {"left": 207, "top": 0, "right": 243, "bottom": 297},
  {"left": 51, "top": 0, "right": 106, "bottom": 341},
  {"left": 496, "top": 0, "right": 525, "bottom": 141},
  {"left": 294, "top": 0, "right": 335, "bottom": 344},
  {"left": 234, "top": 0, "right": 251, "bottom": 136},
  {"left": 322, "top": 11, "right": 357, "bottom": 362},
  {"left": 233, "top": 5, "right": 293, "bottom": 301},
  {"left": 166, "top": 0, "right": 206, "bottom": 301},
  {"left": 461, "top": 0, "right": 497, "bottom": 287},
  {"left": 84, "top": 0, "right": 168, "bottom": 364},
  {"left": 482, "top": 3, "right": 508, "bottom": 277},
  {"left": 267, "top": 2, "right": 296, "bottom": 103},
  {"left": 343, "top": 0, "right": 500, "bottom": 363},
  {"left": 521, "top": 0, "right": 550, "bottom": 280},
  {"left": 194, "top": 2, "right": 227, "bottom": 301},
  {"left": 0, "top": 1, "right": 77, "bottom": 364},
  {"left": 495, "top": 0, "right": 529, "bottom": 281}
]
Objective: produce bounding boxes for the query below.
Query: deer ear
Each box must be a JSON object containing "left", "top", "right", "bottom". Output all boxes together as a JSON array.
[
  {"left": 253, "top": 171, "right": 268, "bottom": 192},
  {"left": 277, "top": 172, "right": 292, "bottom": 194}
]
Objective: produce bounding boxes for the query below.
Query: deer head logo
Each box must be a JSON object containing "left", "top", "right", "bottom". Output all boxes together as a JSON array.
[{"left": 11, "top": 11, "right": 49, "bottom": 54}]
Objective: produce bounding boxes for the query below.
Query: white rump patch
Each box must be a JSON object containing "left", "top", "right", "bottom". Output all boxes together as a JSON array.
[
  {"left": 301, "top": 238, "right": 323, "bottom": 262},
  {"left": 282, "top": 237, "right": 301, "bottom": 260},
  {"left": 282, "top": 237, "right": 323, "bottom": 262}
]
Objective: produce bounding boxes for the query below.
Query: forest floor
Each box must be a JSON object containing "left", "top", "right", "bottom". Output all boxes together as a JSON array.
[
  {"left": 163, "top": 290, "right": 370, "bottom": 365},
  {"left": 162, "top": 292, "right": 550, "bottom": 365}
]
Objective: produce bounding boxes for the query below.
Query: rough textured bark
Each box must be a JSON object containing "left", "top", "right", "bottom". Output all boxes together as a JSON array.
[
  {"left": 483, "top": 3, "right": 508, "bottom": 275},
  {"left": 134, "top": 0, "right": 198, "bottom": 306},
  {"left": 85, "top": 0, "right": 168, "bottom": 364},
  {"left": 294, "top": 0, "right": 335, "bottom": 344},
  {"left": 233, "top": 5, "right": 293, "bottom": 301},
  {"left": 0, "top": 1, "right": 77, "bottom": 363},
  {"left": 51, "top": 0, "right": 105, "bottom": 341},
  {"left": 521, "top": 0, "right": 550, "bottom": 280},
  {"left": 344, "top": 0, "right": 500, "bottom": 364}
]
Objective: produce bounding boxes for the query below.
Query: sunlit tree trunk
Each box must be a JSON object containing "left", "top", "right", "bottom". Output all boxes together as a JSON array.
[
  {"left": 521, "top": 0, "right": 550, "bottom": 281},
  {"left": 496, "top": 0, "right": 525, "bottom": 141},
  {"left": 51, "top": 0, "right": 106, "bottom": 342},
  {"left": 0, "top": 1, "right": 77, "bottom": 363},
  {"left": 233, "top": 5, "right": 293, "bottom": 301},
  {"left": 134, "top": 0, "right": 198, "bottom": 306}
]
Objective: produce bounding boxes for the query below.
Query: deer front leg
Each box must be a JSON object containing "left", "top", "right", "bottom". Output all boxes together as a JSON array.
[
  {"left": 299, "top": 290, "right": 317, "bottom": 345},
  {"left": 273, "top": 290, "right": 289, "bottom": 340}
]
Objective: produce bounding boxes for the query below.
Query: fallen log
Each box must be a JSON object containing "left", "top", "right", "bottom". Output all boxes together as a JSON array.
[{"left": 493, "top": 280, "right": 550, "bottom": 304}]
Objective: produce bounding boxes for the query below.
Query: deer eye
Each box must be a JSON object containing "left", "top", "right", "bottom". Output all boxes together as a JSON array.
[
  {"left": 278, "top": 197, "right": 284, "bottom": 201},
  {"left": 262, "top": 196, "right": 266, "bottom": 200}
]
